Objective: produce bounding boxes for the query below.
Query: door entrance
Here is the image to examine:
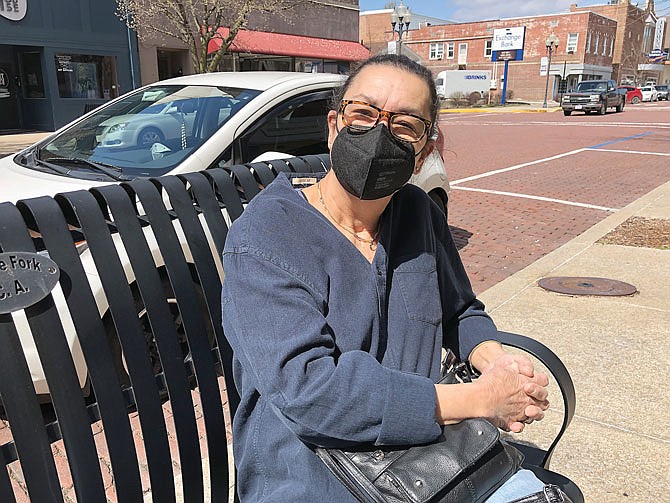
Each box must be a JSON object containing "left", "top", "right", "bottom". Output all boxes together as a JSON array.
[{"left": 0, "top": 60, "right": 21, "bottom": 131}]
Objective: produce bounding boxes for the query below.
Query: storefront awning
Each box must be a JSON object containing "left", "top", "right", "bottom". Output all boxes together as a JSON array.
[{"left": 208, "top": 28, "right": 371, "bottom": 62}]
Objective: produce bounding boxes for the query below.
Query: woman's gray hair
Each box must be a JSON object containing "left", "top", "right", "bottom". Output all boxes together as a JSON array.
[{"left": 331, "top": 54, "right": 439, "bottom": 137}]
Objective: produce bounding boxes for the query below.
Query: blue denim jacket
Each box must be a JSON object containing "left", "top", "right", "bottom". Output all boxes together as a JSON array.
[{"left": 221, "top": 174, "right": 497, "bottom": 501}]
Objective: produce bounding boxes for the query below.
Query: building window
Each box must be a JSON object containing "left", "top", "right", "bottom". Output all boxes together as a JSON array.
[
  {"left": 586, "top": 33, "right": 591, "bottom": 53},
  {"left": 54, "top": 54, "right": 119, "bottom": 99},
  {"left": 446, "top": 42, "right": 454, "bottom": 59},
  {"left": 594, "top": 34, "right": 599, "bottom": 54},
  {"left": 485, "top": 39, "right": 492, "bottom": 57},
  {"left": 567, "top": 33, "right": 578, "bottom": 53},
  {"left": 609, "top": 37, "right": 614, "bottom": 57},
  {"left": 429, "top": 43, "right": 444, "bottom": 60},
  {"left": 602, "top": 36, "right": 607, "bottom": 55}
]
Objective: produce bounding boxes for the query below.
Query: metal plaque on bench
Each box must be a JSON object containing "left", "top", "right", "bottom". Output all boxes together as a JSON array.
[{"left": 0, "top": 251, "right": 60, "bottom": 314}]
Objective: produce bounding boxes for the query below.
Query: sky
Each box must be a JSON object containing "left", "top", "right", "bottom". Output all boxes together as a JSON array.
[{"left": 358, "top": 1, "right": 624, "bottom": 23}]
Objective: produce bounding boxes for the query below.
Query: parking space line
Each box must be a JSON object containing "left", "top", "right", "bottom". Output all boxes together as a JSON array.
[
  {"left": 451, "top": 186, "right": 618, "bottom": 212},
  {"left": 586, "top": 148, "right": 670, "bottom": 156},
  {"left": 588, "top": 132, "right": 652, "bottom": 149},
  {"left": 450, "top": 148, "right": 586, "bottom": 185}
]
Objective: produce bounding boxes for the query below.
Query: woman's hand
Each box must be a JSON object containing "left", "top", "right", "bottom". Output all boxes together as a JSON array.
[{"left": 476, "top": 362, "right": 549, "bottom": 432}]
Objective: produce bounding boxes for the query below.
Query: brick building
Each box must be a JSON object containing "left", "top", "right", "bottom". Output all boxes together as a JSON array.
[
  {"left": 138, "top": 0, "right": 369, "bottom": 84},
  {"left": 397, "top": 11, "right": 617, "bottom": 102},
  {"left": 570, "top": 0, "right": 662, "bottom": 85},
  {"left": 359, "top": 7, "right": 452, "bottom": 55}
]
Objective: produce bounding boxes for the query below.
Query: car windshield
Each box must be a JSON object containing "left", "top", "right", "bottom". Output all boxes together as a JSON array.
[
  {"left": 35, "top": 85, "right": 261, "bottom": 178},
  {"left": 575, "top": 82, "right": 607, "bottom": 92}
]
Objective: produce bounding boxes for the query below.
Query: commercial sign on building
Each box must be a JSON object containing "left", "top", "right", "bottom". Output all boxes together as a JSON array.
[
  {"left": 492, "top": 27, "right": 526, "bottom": 51},
  {"left": 0, "top": 0, "right": 27, "bottom": 21},
  {"left": 653, "top": 17, "right": 665, "bottom": 50},
  {"left": 491, "top": 27, "right": 526, "bottom": 62}
]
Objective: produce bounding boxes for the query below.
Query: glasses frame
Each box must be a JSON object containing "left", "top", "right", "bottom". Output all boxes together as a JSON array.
[{"left": 338, "top": 99, "right": 432, "bottom": 143}]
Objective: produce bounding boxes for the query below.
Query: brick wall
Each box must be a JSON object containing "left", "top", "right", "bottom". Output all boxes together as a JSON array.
[
  {"left": 400, "top": 12, "right": 616, "bottom": 101},
  {"left": 571, "top": 1, "right": 652, "bottom": 84}
]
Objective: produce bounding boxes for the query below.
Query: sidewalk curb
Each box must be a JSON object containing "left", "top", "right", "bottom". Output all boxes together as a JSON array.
[
  {"left": 479, "top": 180, "right": 670, "bottom": 312},
  {"left": 440, "top": 107, "right": 562, "bottom": 114}
]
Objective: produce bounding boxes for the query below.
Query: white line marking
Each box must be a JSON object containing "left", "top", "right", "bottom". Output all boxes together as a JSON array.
[
  {"left": 442, "top": 120, "right": 670, "bottom": 128},
  {"left": 587, "top": 148, "right": 670, "bottom": 156},
  {"left": 450, "top": 148, "right": 587, "bottom": 185},
  {"left": 451, "top": 186, "right": 618, "bottom": 212}
]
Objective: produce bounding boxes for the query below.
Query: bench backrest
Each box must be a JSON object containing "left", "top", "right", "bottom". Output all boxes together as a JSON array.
[{"left": 0, "top": 155, "right": 330, "bottom": 503}]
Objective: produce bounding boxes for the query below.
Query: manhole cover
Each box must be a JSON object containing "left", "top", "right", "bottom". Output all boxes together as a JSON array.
[{"left": 537, "top": 276, "right": 637, "bottom": 296}]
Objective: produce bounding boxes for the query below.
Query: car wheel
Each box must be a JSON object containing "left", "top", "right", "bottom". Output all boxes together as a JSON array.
[
  {"left": 631, "top": 96, "right": 640, "bottom": 104},
  {"left": 429, "top": 190, "right": 447, "bottom": 216},
  {"left": 563, "top": 110, "right": 572, "bottom": 116},
  {"left": 138, "top": 127, "right": 165, "bottom": 147},
  {"left": 599, "top": 102, "right": 607, "bottom": 115}
]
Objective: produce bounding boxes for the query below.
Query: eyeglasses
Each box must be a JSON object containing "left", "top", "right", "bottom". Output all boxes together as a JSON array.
[{"left": 338, "top": 100, "right": 432, "bottom": 143}]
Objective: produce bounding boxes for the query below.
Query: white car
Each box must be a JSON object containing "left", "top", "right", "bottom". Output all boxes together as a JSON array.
[
  {"left": 0, "top": 72, "right": 450, "bottom": 397},
  {"left": 2, "top": 72, "right": 448, "bottom": 208},
  {"left": 640, "top": 86, "right": 658, "bottom": 102}
]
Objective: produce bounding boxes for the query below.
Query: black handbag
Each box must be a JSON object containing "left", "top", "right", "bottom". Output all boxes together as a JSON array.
[{"left": 314, "top": 351, "right": 524, "bottom": 503}]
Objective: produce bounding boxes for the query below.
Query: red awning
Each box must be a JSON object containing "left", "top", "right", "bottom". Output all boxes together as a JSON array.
[{"left": 208, "top": 28, "right": 370, "bottom": 62}]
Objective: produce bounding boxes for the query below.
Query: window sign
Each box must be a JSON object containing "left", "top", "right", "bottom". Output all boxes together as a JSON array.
[
  {"left": 54, "top": 54, "right": 119, "bottom": 100},
  {"left": 0, "top": 68, "right": 10, "bottom": 98},
  {"left": 0, "top": 0, "right": 27, "bottom": 21}
]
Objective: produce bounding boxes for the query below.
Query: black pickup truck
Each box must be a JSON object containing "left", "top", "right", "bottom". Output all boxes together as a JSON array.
[{"left": 561, "top": 79, "right": 626, "bottom": 116}]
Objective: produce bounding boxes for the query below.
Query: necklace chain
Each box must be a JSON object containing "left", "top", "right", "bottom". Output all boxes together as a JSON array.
[{"left": 317, "top": 182, "right": 380, "bottom": 250}]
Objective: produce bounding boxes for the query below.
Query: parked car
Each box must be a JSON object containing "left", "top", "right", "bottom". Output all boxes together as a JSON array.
[
  {"left": 561, "top": 79, "right": 625, "bottom": 115},
  {"left": 654, "top": 85, "right": 669, "bottom": 101},
  {"left": 1, "top": 71, "right": 449, "bottom": 209},
  {"left": 0, "top": 72, "right": 451, "bottom": 397},
  {"left": 640, "top": 85, "right": 658, "bottom": 102},
  {"left": 618, "top": 85, "right": 643, "bottom": 104}
]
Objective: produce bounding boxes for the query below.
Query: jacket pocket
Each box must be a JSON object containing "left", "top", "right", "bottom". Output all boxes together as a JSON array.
[{"left": 395, "top": 254, "right": 442, "bottom": 326}]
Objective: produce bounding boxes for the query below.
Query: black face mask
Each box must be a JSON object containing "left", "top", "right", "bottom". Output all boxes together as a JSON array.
[{"left": 330, "top": 125, "right": 415, "bottom": 200}]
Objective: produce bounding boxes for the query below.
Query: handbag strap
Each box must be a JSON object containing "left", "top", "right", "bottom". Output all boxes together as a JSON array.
[{"left": 315, "top": 448, "right": 387, "bottom": 503}]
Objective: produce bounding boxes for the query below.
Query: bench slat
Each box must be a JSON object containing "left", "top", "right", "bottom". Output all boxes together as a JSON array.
[
  {"left": 153, "top": 176, "right": 231, "bottom": 502},
  {"left": 89, "top": 184, "right": 179, "bottom": 503},
  {"left": 14, "top": 197, "right": 109, "bottom": 502}
]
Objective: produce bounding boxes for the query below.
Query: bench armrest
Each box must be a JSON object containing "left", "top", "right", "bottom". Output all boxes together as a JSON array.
[{"left": 496, "top": 331, "right": 576, "bottom": 468}]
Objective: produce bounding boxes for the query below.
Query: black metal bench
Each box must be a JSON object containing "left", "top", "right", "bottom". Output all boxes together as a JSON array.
[{"left": 0, "top": 154, "right": 583, "bottom": 502}]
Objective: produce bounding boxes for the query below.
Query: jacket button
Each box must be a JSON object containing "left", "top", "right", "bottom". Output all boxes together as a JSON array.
[{"left": 415, "top": 480, "right": 423, "bottom": 487}]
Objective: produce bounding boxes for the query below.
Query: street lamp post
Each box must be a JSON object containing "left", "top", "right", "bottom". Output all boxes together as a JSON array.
[
  {"left": 391, "top": 1, "right": 412, "bottom": 56},
  {"left": 543, "top": 32, "right": 559, "bottom": 108}
]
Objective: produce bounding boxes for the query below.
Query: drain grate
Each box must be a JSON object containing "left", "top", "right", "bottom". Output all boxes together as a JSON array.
[{"left": 538, "top": 276, "right": 637, "bottom": 296}]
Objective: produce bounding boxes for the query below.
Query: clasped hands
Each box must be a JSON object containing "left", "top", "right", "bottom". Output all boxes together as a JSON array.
[
  {"left": 434, "top": 342, "right": 549, "bottom": 433},
  {"left": 476, "top": 352, "right": 550, "bottom": 433}
]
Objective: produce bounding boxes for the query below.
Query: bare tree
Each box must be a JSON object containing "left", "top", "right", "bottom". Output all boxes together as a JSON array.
[{"left": 116, "top": 0, "right": 303, "bottom": 73}]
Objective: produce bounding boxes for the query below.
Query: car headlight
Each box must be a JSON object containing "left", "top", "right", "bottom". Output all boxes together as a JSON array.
[
  {"left": 108, "top": 122, "right": 128, "bottom": 133},
  {"left": 589, "top": 95, "right": 601, "bottom": 102}
]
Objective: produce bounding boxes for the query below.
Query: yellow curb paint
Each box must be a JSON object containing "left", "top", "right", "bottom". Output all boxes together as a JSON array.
[{"left": 439, "top": 107, "right": 562, "bottom": 114}]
